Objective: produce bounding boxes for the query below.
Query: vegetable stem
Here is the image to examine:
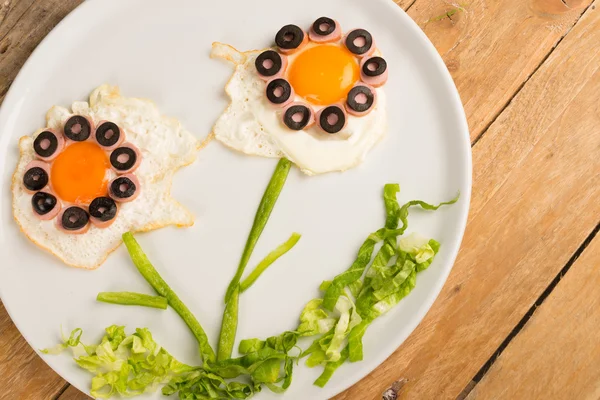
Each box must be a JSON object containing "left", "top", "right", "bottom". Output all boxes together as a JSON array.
[
  {"left": 224, "top": 158, "right": 292, "bottom": 303},
  {"left": 240, "top": 232, "right": 301, "bottom": 293},
  {"left": 217, "top": 285, "right": 239, "bottom": 361},
  {"left": 96, "top": 292, "right": 168, "bottom": 310},
  {"left": 122, "top": 232, "right": 216, "bottom": 364}
]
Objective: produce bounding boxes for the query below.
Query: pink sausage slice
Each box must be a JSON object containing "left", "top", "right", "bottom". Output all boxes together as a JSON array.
[
  {"left": 255, "top": 50, "right": 288, "bottom": 81},
  {"left": 316, "top": 104, "right": 348, "bottom": 134},
  {"left": 89, "top": 196, "right": 119, "bottom": 228},
  {"left": 90, "top": 214, "right": 117, "bottom": 228},
  {"left": 266, "top": 78, "right": 295, "bottom": 108},
  {"left": 282, "top": 102, "right": 315, "bottom": 130},
  {"left": 344, "top": 29, "right": 376, "bottom": 58},
  {"left": 109, "top": 142, "right": 142, "bottom": 174},
  {"left": 309, "top": 17, "right": 342, "bottom": 43},
  {"left": 360, "top": 56, "right": 388, "bottom": 87},
  {"left": 275, "top": 24, "right": 308, "bottom": 55},
  {"left": 31, "top": 190, "right": 61, "bottom": 221},
  {"left": 108, "top": 173, "right": 140, "bottom": 203},
  {"left": 63, "top": 115, "right": 95, "bottom": 143},
  {"left": 94, "top": 120, "right": 126, "bottom": 151},
  {"left": 345, "top": 84, "right": 377, "bottom": 117},
  {"left": 33, "top": 129, "right": 65, "bottom": 162},
  {"left": 22, "top": 160, "right": 51, "bottom": 193},
  {"left": 56, "top": 206, "right": 90, "bottom": 234}
]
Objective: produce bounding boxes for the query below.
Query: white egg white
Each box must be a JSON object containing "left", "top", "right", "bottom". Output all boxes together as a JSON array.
[
  {"left": 12, "top": 85, "right": 200, "bottom": 269},
  {"left": 211, "top": 42, "right": 388, "bottom": 175}
]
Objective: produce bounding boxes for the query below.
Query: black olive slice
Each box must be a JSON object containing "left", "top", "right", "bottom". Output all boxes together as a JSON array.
[
  {"left": 110, "top": 176, "right": 137, "bottom": 199},
  {"left": 95, "top": 121, "right": 121, "bottom": 148},
  {"left": 61, "top": 206, "right": 89, "bottom": 231},
  {"left": 312, "top": 17, "right": 336, "bottom": 36},
  {"left": 31, "top": 192, "right": 57, "bottom": 216},
  {"left": 110, "top": 146, "right": 138, "bottom": 172},
  {"left": 318, "top": 105, "right": 347, "bottom": 134},
  {"left": 89, "top": 196, "right": 118, "bottom": 222},
  {"left": 346, "top": 85, "right": 375, "bottom": 113},
  {"left": 255, "top": 50, "right": 284, "bottom": 78},
  {"left": 266, "top": 79, "right": 293, "bottom": 105},
  {"left": 33, "top": 131, "right": 59, "bottom": 158},
  {"left": 64, "top": 115, "right": 92, "bottom": 141},
  {"left": 345, "top": 29, "right": 374, "bottom": 56},
  {"left": 275, "top": 24, "right": 305, "bottom": 50},
  {"left": 362, "top": 56, "right": 387, "bottom": 77},
  {"left": 283, "top": 104, "right": 313, "bottom": 130},
  {"left": 23, "top": 167, "right": 48, "bottom": 191}
]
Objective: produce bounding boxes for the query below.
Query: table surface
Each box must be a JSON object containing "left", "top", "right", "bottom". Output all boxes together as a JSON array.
[{"left": 1, "top": 0, "right": 598, "bottom": 399}]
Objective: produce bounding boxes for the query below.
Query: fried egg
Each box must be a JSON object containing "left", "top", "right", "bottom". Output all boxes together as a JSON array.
[
  {"left": 12, "top": 85, "right": 200, "bottom": 269},
  {"left": 211, "top": 41, "right": 388, "bottom": 175}
]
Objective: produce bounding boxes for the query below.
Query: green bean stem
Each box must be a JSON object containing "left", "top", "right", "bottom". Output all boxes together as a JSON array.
[
  {"left": 217, "top": 285, "right": 240, "bottom": 361},
  {"left": 122, "top": 232, "right": 216, "bottom": 364},
  {"left": 240, "top": 232, "right": 301, "bottom": 293},
  {"left": 224, "top": 158, "right": 292, "bottom": 303},
  {"left": 96, "top": 291, "right": 168, "bottom": 310}
]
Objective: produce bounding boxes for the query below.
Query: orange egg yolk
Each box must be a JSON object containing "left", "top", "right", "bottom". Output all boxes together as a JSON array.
[
  {"left": 51, "top": 142, "right": 109, "bottom": 204},
  {"left": 287, "top": 44, "right": 359, "bottom": 106}
]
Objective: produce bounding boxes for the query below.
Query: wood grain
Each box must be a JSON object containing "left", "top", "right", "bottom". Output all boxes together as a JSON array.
[
  {"left": 467, "top": 233, "right": 600, "bottom": 400},
  {"left": 56, "top": 385, "right": 89, "bottom": 400},
  {"left": 405, "top": 0, "right": 593, "bottom": 141},
  {"left": 0, "top": 1, "right": 83, "bottom": 399},
  {"left": 0, "top": 302, "right": 66, "bottom": 399},
  {"left": 394, "top": 0, "right": 416, "bottom": 9},
  {"left": 336, "top": 2, "right": 600, "bottom": 399},
  {"left": 0, "top": 0, "right": 36, "bottom": 39},
  {"left": 0, "top": 0, "right": 83, "bottom": 101}
]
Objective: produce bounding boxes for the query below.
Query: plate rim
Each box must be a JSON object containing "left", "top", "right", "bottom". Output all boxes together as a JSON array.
[{"left": 0, "top": 0, "right": 472, "bottom": 398}]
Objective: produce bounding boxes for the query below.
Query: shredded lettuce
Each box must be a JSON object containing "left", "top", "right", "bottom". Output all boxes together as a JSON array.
[
  {"left": 321, "top": 230, "right": 385, "bottom": 311},
  {"left": 43, "top": 183, "right": 458, "bottom": 398},
  {"left": 399, "top": 232, "right": 436, "bottom": 264},
  {"left": 162, "top": 369, "right": 260, "bottom": 399},
  {"left": 42, "top": 326, "right": 195, "bottom": 399},
  {"left": 300, "top": 187, "right": 458, "bottom": 381},
  {"left": 314, "top": 346, "right": 349, "bottom": 388},
  {"left": 297, "top": 299, "right": 335, "bottom": 337}
]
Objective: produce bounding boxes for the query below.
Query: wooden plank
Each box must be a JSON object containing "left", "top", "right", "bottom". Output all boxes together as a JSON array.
[
  {"left": 0, "top": 0, "right": 83, "bottom": 101},
  {"left": 394, "top": 0, "right": 416, "bottom": 9},
  {"left": 467, "top": 233, "right": 600, "bottom": 399},
  {"left": 405, "top": 0, "right": 592, "bottom": 141},
  {"left": 57, "top": 385, "right": 89, "bottom": 400},
  {"left": 0, "top": 301, "right": 67, "bottom": 399},
  {"left": 0, "top": 0, "right": 37, "bottom": 40},
  {"left": 336, "top": 2, "right": 600, "bottom": 399},
  {"left": 0, "top": 1, "right": 83, "bottom": 398}
]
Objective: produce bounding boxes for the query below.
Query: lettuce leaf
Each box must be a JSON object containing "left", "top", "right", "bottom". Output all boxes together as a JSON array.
[
  {"left": 399, "top": 233, "right": 436, "bottom": 264},
  {"left": 43, "top": 326, "right": 194, "bottom": 399},
  {"left": 297, "top": 299, "right": 336, "bottom": 337}
]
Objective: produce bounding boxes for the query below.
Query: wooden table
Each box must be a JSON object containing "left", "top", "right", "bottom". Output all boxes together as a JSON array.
[{"left": 1, "top": 0, "right": 598, "bottom": 399}]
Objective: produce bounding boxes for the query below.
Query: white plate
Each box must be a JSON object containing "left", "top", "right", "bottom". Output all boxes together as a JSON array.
[{"left": 0, "top": 0, "right": 471, "bottom": 398}]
